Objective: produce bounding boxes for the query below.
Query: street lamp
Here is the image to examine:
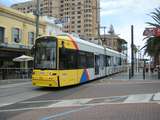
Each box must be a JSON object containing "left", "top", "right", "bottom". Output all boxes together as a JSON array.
[{"left": 35, "top": 0, "right": 40, "bottom": 38}]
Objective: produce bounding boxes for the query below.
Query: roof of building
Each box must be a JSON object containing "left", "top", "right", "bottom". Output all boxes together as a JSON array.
[{"left": 0, "top": 5, "right": 45, "bottom": 26}]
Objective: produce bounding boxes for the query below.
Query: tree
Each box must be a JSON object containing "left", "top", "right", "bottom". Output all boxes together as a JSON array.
[
  {"left": 143, "top": 7, "right": 160, "bottom": 66},
  {"left": 146, "top": 7, "right": 160, "bottom": 28},
  {"left": 143, "top": 37, "right": 160, "bottom": 65}
]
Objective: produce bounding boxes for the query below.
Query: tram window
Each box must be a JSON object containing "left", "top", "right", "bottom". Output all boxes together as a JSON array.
[
  {"left": 100, "top": 55, "right": 105, "bottom": 68},
  {"left": 59, "top": 48, "right": 77, "bottom": 69},
  {"left": 118, "top": 57, "right": 122, "bottom": 65},
  {"left": 105, "top": 55, "right": 111, "bottom": 66},
  {"left": 78, "top": 51, "right": 86, "bottom": 68},
  {"left": 78, "top": 51, "right": 94, "bottom": 68},
  {"left": 86, "top": 52, "right": 94, "bottom": 68}
]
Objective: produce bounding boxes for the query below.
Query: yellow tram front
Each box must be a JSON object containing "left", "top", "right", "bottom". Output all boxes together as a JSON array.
[
  {"left": 32, "top": 36, "right": 59, "bottom": 87},
  {"left": 32, "top": 35, "right": 84, "bottom": 87}
]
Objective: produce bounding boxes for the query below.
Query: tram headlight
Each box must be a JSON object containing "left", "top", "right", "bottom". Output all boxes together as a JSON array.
[{"left": 49, "top": 73, "right": 57, "bottom": 76}]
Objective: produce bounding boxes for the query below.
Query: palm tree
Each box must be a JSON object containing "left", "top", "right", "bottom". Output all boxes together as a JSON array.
[
  {"left": 143, "top": 36, "right": 160, "bottom": 65},
  {"left": 143, "top": 7, "right": 160, "bottom": 66},
  {"left": 146, "top": 7, "right": 160, "bottom": 28}
]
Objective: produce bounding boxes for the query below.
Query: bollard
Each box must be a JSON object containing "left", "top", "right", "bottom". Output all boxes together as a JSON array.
[
  {"left": 158, "top": 69, "right": 160, "bottom": 79},
  {"left": 143, "top": 68, "right": 145, "bottom": 80},
  {"left": 129, "top": 68, "right": 131, "bottom": 79}
]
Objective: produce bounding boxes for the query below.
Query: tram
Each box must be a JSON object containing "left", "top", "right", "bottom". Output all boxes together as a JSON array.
[{"left": 32, "top": 34, "right": 127, "bottom": 87}]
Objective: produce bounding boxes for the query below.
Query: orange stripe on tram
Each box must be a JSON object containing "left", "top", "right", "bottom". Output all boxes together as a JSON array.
[{"left": 67, "top": 35, "right": 79, "bottom": 50}]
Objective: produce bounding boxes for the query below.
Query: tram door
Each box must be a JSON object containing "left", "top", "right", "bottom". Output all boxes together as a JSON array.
[{"left": 95, "top": 55, "right": 100, "bottom": 75}]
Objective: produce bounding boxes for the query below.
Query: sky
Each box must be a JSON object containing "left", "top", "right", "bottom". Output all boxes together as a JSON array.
[
  {"left": 0, "top": 0, "right": 160, "bottom": 59},
  {"left": 100, "top": 0, "right": 160, "bottom": 58}
]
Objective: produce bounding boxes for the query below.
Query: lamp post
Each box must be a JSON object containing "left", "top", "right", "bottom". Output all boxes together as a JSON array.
[
  {"left": 131, "top": 25, "right": 134, "bottom": 77},
  {"left": 35, "top": 0, "right": 40, "bottom": 37},
  {"left": 100, "top": 26, "right": 107, "bottom": 45}
]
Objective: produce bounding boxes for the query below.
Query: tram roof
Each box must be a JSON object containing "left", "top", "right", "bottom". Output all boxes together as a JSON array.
[
  {"left": 36, "top": 34, "right": 126, "bottom": 57},
  {"left": 57, "top": 34, "right": 124, "bottom": 56}
]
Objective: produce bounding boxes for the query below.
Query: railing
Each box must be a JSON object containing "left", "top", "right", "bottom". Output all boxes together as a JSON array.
[{"left": 0, "top": 68, "right": 33, "bottom": 80}]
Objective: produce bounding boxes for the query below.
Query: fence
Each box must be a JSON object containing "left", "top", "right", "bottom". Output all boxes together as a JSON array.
[{"left": 0, "top": 68, "right": 33, "bottom": 80}]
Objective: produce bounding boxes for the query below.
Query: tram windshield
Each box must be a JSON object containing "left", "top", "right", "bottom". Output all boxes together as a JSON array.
[{"left": 34, "top": 37, "right": 57, "bottom": 69}]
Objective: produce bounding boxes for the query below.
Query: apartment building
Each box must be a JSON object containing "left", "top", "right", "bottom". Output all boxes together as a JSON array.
[
  {"left": 11, "top": 0, "right": 100, "bottom": 40},
  {"left": 11, "top": 0, "right": 59, "bottom": 17},
  {"left": 59, "top": 0, "right": 100, "bottom": 39}
]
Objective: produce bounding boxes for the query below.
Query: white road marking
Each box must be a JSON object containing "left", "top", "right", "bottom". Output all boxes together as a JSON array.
[
  {"left": 20, "top": 95, "right": 127, "bottom": 104},
  {"left": 48, "top": 98, "right": 92, "bottom": 107},
  {"left": 124, "top": 94, "right": 153, "bottom": 103},
  {"left": 0, "top": 82, "right": 31, "bottom": 89},
  {"left": 0, "top": 94, "right": 159, "bottom": 112},
  {"left": 0, "top": 93, "right": 158, "bottom": 112},
  {"left": 0, "top": 106, "right": 52, "bottom": 112},
  {"left": 0, "top": 103, "right": 14, "bottom": 107},
  {"left": 153, "top": 92, "right": 160, "bottom": 101},
  {"left": 0, "top": 91, "right": 49, "bottom": 107}
]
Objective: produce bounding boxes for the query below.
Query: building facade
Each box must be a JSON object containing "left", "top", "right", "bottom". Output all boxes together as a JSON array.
[
  {"left": 100, "top": 34, "right": 127, "bottom": 55},
  {"left": 11, "top": 0, "right": 100, "bottom": 40},
  {"left": 11, "top": 0, "right": 59, "bottom": 17},
  {"left": 0, "top": 5, "right": 46, "bottom": 68},
  {"left": 59, "top": 0, "right": 100, "bottom": 40}
]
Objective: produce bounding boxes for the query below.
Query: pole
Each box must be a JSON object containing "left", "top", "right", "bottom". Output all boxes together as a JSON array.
[
  {"left": 95, "top": 0, "right": 102, "bottom": 45},
  {"left": 100, "top": 26, "right": 106, "bottom": 44},
  {"left": 35, "top": 0, "right": 40, "bottom": 37},
  {"left": 131, "top": 25, "right": 134, "bottom": 77},
  {"left": 103, "top": 27, "right": 106, "bottom": 42},
  {"left": 143, "top": 60, "right": 146, "bottom": 80}
]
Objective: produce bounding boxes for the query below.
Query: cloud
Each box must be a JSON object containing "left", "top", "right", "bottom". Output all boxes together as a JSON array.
[
  {"left": 0, "top": 0, "right": 30, "bottom": 6},
  {"left": 100, "top": 0, "right": 160, "bottom": 41},
  {"left": 100, "top": 0, "right": 160, "bottom": 59},
  {"left": 100, "top": 0, "right": 160, "bottom": 16}
]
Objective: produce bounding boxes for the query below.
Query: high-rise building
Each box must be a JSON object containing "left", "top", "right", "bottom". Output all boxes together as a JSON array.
[
  {"left": 11, "top": 0, "right": 59, "bottom": 17},
  {"left": 59, "top": 0, "right": 100, "bottom": 40},
  {"left": 11, "top": 0, "right": 100, "bottom": 40}
]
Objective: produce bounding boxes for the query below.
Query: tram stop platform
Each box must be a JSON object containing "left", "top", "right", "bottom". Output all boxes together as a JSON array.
[{"left": 107, "top": 68, "right": 160, "bottom": 81}]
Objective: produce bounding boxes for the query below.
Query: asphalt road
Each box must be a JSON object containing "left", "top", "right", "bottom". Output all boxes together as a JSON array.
[{"left": 1, "top": 74, "right": 160, "bottom": 120}]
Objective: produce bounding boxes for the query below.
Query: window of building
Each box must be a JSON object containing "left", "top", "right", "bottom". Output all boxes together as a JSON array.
[
  {"left": 77, "top": 16, "right": 81, "bottom": 19},
  {"left": 77, "top": 25, "right": 81, "bottom": 28},
  {"left": 77, "top": 20, "right": 81, "bottom": 23},
  {"left": 77, "top": 11, "right": 81, "bottom": 14},
  {"left": 72, "top": 3, "right": 75, "bottom": 6},
  {"left": 12, "top": 28, "right": 21, "bottom": 43},
  {"left": 78, "top": 7, "right": 81, "bottom": 9},
  {"left": 28, "top": 32, "right": 34, "bottom": 45},
  {"left": 0, "top": 27, "right": 5, "bottom": 43},
  {"left": 71, "top": 21, "right": 75, "bottom": 24}
]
